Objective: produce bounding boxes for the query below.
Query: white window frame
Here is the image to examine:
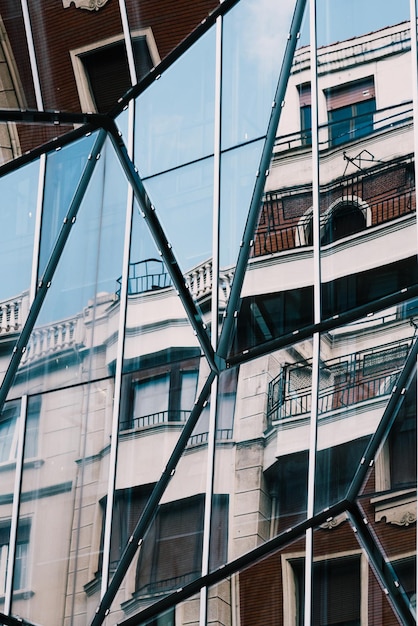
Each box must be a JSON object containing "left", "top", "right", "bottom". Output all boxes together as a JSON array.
[{"left": 70, "top": 28, "right": 160, "bottom": 113}]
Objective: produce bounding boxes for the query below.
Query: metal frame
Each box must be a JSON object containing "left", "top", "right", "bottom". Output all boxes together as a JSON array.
[{"left": 0, "top": 0, "right": 415, "bottom": 625}]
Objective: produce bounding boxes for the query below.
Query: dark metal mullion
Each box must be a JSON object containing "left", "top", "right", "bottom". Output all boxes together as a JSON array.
[
  {"left": 0, "top": 129, "right": 107, "bottom": 412},
  {"left": 107, "top": 123, "right": 217, "bottom": 374},
  {"left": 216, "top": 0, "right": 308, "bottom": 360},
  {"left": 90, "top": 370, "right": 216, "bottom": 626},
  {"left": 347, "top": 504, "right": 416, "bottom": 626},
  {"left": 346, "top": 335, "right": 418, "bottom": 502}
]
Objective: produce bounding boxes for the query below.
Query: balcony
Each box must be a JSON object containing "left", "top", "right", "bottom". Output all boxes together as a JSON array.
[
  {"left": 273, "top": 101, "right": 413, "bottom": 155},
  {"left": 267, "top": 340, "right": 411, "bottom": 426},
  {"left": 116, "top": 258, "right": 172, "bottom": 297}
]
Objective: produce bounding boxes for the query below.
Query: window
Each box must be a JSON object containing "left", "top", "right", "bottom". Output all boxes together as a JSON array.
[
  {"left": 0, "top": 401, "right": 19, "bottom": 463},
  {"left": 393, "top": 556, "right": 416, "bottom": 608},
  {"left": 326, "top": 77, "right": 376, "bottom": 147},
  {"left": 190, "top": 367, "right": 237, "bottom": 445},
  {"left": 71, "top": 30, "right": 160, "bottom": 113},
  {"left": 389, "top": 376, "right": 417, "bottom": 489},
  {"left": 320, "top": 203, "right": 367, "bottom": 245},
  {"left": 136, "top": 494, "right": 228, "bottom": 595},
  {"left": 99, "top": 485, "right": 154, "bottom": 572},
  {"left": 266, "top": 438, "right": 369, "bottom": 521},
  {"left": 0, "top": 521, "right": 30, "bottom": 594},
  {"left": 120, "top": 359, "right": 199, "bottom": 431},
  {"left": 292, "top": 555, "right": 361, "bottom": 626},
  {"left": 298, "top": 83, "right": 312, "bottom": 146},
  {"left": 0, "top": 397, "right": 40, "bottom": 464}
]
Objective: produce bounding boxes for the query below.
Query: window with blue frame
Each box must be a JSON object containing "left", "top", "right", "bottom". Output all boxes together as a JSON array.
[{"left": 326, "top": 77, "right": 376, "bottom": 147}]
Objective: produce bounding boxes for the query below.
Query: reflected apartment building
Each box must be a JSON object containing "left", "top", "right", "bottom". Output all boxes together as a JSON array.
[{"left": 0, "top": 3, "right": 416, "bottom": 626}]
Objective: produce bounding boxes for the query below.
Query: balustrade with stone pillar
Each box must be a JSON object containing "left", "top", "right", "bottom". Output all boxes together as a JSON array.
[{"left": 185, "top": 259, "right": 233, "bottom": 305}]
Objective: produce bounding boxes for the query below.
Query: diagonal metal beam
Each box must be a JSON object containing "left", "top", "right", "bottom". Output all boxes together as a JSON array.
[
  {"left": 90, "top": 371, "right": 216, "bottom": 626},
  {"left": 347, "top": 503, "right": 416, "bottom": 626},
  {"left": 0, "top": 129, "right": 107, "bottom": 412},
  {"left": 107, "top": 121, "right": 218, "bottom": 374},
  {"left": 216, "top": 0, "right": 308, "bottom": 360},
  {"left": 115, "top": 500, "right": 350, "bottom": 626}
]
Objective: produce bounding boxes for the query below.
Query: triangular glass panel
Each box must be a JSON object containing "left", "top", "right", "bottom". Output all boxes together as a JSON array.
[
  {"left": 38, "top": 131, "right": 97, "bottom": 278},
  {"left": 141, "top": 156, "right": 214, "bottom": 278}
]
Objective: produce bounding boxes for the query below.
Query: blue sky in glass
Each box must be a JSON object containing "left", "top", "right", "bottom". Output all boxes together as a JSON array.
[{"left": 299, "top": 0, "right": 410, "bottom": 47}]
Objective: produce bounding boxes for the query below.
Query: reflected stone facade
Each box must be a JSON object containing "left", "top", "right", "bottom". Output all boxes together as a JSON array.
[{"left": 0, "top": 2, "right": 416, "bottom": 626}]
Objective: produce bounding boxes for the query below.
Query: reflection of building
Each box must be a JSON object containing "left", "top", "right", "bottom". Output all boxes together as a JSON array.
[{"left": 0, "top": 4, "right": 416, "bottom": 626}]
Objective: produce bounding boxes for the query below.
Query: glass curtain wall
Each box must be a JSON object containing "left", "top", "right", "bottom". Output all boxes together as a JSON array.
[{"left": 0, "top": 1, "right": 416, "bottom": 626}]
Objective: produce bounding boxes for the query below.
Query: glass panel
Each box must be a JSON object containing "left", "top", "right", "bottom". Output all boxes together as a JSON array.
[
  {"left": 13, "top": 381, "right": 112, "bottom": 625},
  {"left": 122, "top": 197, "right": 202, "bottom": 375},
  {"left": 0, "top": 158, "right": 38, "bottom": 384},
  {"left": 0, "top": 159, "right": 38, "bottom": 302},
  {"left": 227, "top": 8, "right": 314, "bottom": 358},
  {"left": 354, "top": 360, "right": 417, "bottom": 619},
  {"left": 221, "top": 0, "right": 297, "bottom": 150},
  {"left": 219, "top": 140, "right": 264, "bottom": 269},
  {"left": 142, "top": 158, "right": 213, "bottom": 276},
  {"left": 237, "top": 539, "right": 307, "bottom": 626},
  {"left": 38, "top": 133, "right": 97, "bottom": 277},
  {"left": 17, "top": 134, "right": 127, "bottom": 395},
  {"left": 317, "top": 0, "right": 415, "bottom": 321},
  {"left": 211, "top": 340, "right": 312, "bottom": 573},
  {"left": 135, "top": 28, "right": 215, "bottom": 178},
  {"left": 315, "top": 304, "right": 416, "bottom": 514},
  {"left": 102, "top": 358, "right": 209, "bottom": 622},
  {"left": 310, "top": 525, "right": 374, "bottom": 626}
]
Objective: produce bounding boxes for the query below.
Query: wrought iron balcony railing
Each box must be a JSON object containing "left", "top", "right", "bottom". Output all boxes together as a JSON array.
[{"left": 267, "top": 340, "right": 411, "bottom": 425}]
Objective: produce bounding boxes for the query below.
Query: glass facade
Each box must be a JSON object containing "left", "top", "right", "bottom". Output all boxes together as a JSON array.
[{"left": 0, "top": 1, "right": 416, "bottom": 625}]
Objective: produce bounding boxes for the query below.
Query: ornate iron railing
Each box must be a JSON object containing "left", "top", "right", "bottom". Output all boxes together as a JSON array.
[{"left": 267, "top": 341, "right": 411, "bottom": 425}]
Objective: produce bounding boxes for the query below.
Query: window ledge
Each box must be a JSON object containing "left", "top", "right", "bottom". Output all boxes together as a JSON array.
[
  {"left": 0, "top": 589, "right": 34, "bottom": 602},
  {"left": 371, "top": 488, "right": 416, "bottom": 526},
  {"left": 84, "top": 574, "right": 101, "bottom": 597},
  {"left": 0, "top": 457, "right": 44, "bottom": 473}
]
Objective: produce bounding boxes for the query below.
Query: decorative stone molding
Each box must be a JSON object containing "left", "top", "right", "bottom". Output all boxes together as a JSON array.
[
  {"left": 319, "top": 512, "right": 347, "bottom": 530},
  {"left": 62, "top": 0, "right": 110, "bottom": 10},
  {"left": 371, "top": 489, "right": 417, "bottom": 526}
]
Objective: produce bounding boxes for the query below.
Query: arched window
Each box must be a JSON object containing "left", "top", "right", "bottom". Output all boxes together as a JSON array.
[
  {"left": 320, "top": 202, "right": 366, "bottom": 245},
  {"left": 295, "top": 197, "right": 370, "bottom": 247}
]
